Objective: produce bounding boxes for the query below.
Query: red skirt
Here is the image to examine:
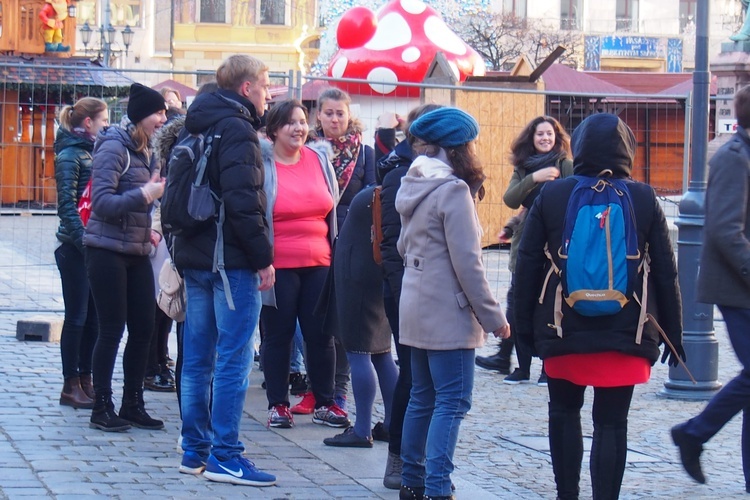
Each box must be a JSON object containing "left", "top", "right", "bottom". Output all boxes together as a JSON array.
[{"left": 545, "top": 351, "right": 651, "bottom": 387}]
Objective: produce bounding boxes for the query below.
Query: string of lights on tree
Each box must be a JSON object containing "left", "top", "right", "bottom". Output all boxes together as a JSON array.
[{"left": 312, "top": 0, "right": 491, "bottom": 74}]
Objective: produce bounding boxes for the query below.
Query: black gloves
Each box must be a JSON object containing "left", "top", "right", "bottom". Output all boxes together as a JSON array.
[{"left": 661, "top": 342, "right": 686, "bottom": 367}]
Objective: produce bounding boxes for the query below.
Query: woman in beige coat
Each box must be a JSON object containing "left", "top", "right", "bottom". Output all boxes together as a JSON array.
[{"left": 395, "top": 108, "right": 510, "bottom": 500}]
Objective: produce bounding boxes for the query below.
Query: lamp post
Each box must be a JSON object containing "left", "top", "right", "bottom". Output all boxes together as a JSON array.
[
  {"left": 78, "top": 1, "right": 134, "bottom": 67},
  {"left": 660, "top": 0, "right": 720, "bottom": 400}
]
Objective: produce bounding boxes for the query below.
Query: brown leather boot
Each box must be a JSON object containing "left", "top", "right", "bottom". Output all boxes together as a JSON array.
[
  {"left": 79, "top": 373, "right": 95, "bottom": 400},
  {"left": 60, "top": 376, "right": 94, "bottom": 409}
]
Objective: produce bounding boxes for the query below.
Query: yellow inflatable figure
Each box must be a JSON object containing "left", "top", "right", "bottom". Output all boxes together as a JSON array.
[{"left": 39, "top": 0, "right": 71, "bottom": 52}]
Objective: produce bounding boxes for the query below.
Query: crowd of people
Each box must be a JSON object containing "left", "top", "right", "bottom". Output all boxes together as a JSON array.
[{"left": 52, "top": 52, "right": 750, "bottom": 499}]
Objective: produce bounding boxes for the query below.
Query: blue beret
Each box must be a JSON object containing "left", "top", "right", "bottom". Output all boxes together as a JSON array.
[{"left": 409, "top": 107, "right": 479, "bottom": 148}]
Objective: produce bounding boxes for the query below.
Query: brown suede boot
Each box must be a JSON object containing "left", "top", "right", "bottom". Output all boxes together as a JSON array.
[
  {"left": 79, "top": 373, "right": 95, "bottom": 400},
  {"left": 60, "top": 376, "right": 94, "bottom": 409}
]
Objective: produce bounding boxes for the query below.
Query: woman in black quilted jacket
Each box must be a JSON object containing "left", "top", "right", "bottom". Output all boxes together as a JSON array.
[{"left": 54, "top": 97, "right": 108, "bottom": 410}]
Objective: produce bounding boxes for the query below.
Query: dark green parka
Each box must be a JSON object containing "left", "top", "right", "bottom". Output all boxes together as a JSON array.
[{"left": 54, "top": 127, "right": 94, "bottom": 251}]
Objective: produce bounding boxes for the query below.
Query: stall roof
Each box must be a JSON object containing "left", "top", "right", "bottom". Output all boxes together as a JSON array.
[
  {"left": 0, "top": 56, "right": 133, "bottom": 88},
  {"left": 152, "top": 79, "right": 197, "bottom": 98}
]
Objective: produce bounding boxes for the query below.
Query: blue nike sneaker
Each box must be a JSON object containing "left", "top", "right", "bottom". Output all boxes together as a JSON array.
[{"left": 203, "top": 454, "right": 276, "bottom": 486}]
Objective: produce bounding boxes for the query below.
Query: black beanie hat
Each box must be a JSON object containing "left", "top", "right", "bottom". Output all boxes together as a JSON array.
[{"left": 127, "top": 83, "right": 166, "bottom": 125}]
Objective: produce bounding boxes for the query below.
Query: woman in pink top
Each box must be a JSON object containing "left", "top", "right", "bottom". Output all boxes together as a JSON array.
[{"left": 259, "top": 99, "right": 349, "bottom": 429}]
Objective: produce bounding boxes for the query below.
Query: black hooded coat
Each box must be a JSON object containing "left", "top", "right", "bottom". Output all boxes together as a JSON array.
[
  {"left": 514, "top": 114, "right": 683, "bottom": 364},
  {"left": 172, "top": 90, "right": 273, "bottom": 272}
]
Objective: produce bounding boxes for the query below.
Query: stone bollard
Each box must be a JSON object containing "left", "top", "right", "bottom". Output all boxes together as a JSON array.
[{"left": 16, "top": 317, "right": 63, "bottom": 342}]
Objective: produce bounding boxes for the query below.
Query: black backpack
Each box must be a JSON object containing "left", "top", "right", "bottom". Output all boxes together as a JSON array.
[
  {"left": 161, "top": 127, "right": 218, "bottom": 237},
  {"left": 161, "top": 126, "right": 237, "bottom": 310}
]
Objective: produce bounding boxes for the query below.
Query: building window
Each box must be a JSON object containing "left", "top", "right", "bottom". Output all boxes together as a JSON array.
[
  {"left": 75, "top": 1, "right": 142, "bottom": 27},
  {"left": 111, "top": 0, "right": 141, "bottom": 27},
  {"left": 616, "top": 0, "right": 638, "bottom": 32},
  {"left": 501, "top": 0, "right": 526, "bottom": 19},
  {"left": 200, "top": 0, "right": 226, "bottom": 23},
  {"left": 260, "top": 0, "right": 285, "bottom": 25},
  {"left": 679, "top": 0, "right": 696, "bottom": 33},
  {"left": 76, "top": 1, "right": 96, "bottom": 26},
  {"left": 560, "top": 0, "right": 581, "bottom": 30}
]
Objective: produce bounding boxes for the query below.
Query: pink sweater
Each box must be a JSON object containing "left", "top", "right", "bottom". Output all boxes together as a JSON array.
[{"left": 273, "top": 147, "right": 334, "bottom": 269}]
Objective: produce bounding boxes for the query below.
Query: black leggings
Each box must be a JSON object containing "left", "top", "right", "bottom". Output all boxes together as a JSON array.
[
  {"left": 55, "top": 243, "right": 98, "bottom": 379},
  {"left": 261, "top": 267, "right": 335, "bottom": 409},
  {"left": 548, "top": 377, "right": 634, "bottom": 425},
  {"left": 86, "top": 247, "right": 156, "bottom": 396},
  {"left": 146, "top": 307, "right": 173, "bottom": 377}
]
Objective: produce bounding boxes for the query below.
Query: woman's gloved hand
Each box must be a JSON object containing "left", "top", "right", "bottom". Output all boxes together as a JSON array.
[{"left": 661, "top": 342, "right": 687, "bottom": 367}]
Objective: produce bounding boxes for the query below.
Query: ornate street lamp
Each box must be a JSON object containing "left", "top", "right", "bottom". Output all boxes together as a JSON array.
[{"left": 79, "top": 21, "right": 134, "bottom": 66}]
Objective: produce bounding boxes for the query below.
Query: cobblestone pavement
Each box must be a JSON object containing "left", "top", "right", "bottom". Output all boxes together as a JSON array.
[{"left": 1, "top": 214, "right": 748, "bottom": 499}]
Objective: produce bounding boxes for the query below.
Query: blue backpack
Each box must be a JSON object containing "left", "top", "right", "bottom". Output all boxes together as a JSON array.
[{"left": 544, "top": 171, "right": 649, "bottom": 342}]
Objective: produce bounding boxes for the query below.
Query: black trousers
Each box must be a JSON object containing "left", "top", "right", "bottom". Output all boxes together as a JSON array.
[
  {"left": 86, "top": 246, "right": 155, "bottom": 396},
  {"left": 261, "top": 266, "right": 335, "bottom": 409}
]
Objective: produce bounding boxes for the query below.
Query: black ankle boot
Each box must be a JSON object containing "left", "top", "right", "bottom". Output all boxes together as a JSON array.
[
  {"left": 119, "top": 388, "right": 164, "bottom": 430},
  {"left": 590, "top": 421, "right": 628, "bottom": 500},
  {"left": 548, "top": 404, "right": 583, "bottom": 500},
  {"left": 400, "top": 484, "right": 425, "bottom": 500},
  {"left": 90, "top": 393, "right": 131, "bottom": 432}
]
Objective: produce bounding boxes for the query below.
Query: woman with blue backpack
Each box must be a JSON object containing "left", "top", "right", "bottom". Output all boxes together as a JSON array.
[{"left": 514, "top": 113, "right": 684, "bottom": 500}]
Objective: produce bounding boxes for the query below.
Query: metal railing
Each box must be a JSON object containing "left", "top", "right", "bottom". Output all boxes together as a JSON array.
[{"left": 0, "top": 65, "right": 695, "bottom": 311}]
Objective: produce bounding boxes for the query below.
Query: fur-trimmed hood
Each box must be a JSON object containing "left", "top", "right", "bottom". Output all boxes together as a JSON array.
[{"left": 152, "top": 114, "right": 186, "bottom": 169}]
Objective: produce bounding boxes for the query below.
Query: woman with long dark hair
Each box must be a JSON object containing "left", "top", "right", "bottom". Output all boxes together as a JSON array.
[
  {"left": 477, "top": 116, "right": 573, "bottom": 385},
  {"left": 54, "top": 97, "right": 108, "bottom": 409},
  {"left": 396, "top": 108, "right": 509, "bottom": 500}
]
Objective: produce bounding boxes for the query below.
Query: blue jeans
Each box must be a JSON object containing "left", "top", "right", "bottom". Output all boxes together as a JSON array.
[
  {"left": 401, "top": 347, "right": 474, "bottom": 497},
  {"left": 291, "top": 323, "right": 305, "bottom": 374},
  {"left": 682, "top": 305, "right": 750, "bottom": 486},
  {"left": 181, "top": 268, "right": 260, "bottom": 461}
]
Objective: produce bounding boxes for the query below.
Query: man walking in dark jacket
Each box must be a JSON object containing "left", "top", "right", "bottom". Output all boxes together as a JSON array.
[
  {"left": 174, "top": 54, "right": 276, "bottom": 486},
  {"left": 672, "top": 85, "right": 750, "bottom": 493}
]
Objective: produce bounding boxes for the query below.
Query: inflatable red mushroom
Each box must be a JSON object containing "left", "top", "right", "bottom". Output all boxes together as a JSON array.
[{"left": 329, "top": 0, "right": 486, "bottom": 97}]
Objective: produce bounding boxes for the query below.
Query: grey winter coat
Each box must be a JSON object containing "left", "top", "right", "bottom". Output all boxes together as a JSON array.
[
  {"left": 395, "top": 156, "right": 507, "bottom": 350},
  {"left": 83, "top": 123, "right": 156, "bottom": 256},
  {"left": 260, "top": 140, "right": 339, "bottom": 307},
  {"left": 697, "top": 126, "right": 750, "bottom": 307}
]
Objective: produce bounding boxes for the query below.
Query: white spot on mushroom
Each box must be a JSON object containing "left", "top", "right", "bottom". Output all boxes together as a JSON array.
[
  {"left": 402, "top": 47, "right": 421, "bottom": 63},
  {"left": 424, "top": 16, "right": 467, "bottom": 56},
  {"left": 400, "top": 0, "right": 427, "bottom": 14},
  {"left": 364, "top": 13, "right": 412, "bottom": 51},
  {"left": 331, "top": 57, "right": 348, "bottom": 78},
  {"left": 473, "top": 64, "right": 486, "bottom": 76},
  {"left": 367, "top": 67, "right": 399, "bottom": 94}
]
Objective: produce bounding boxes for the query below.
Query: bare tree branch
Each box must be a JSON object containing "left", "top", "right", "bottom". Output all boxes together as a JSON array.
[{"left": 453, "top": 14, "right": 582, "bottom": 71}]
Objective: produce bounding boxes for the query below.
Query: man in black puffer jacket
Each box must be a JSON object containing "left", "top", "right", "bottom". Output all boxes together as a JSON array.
[
  {"left": 174, "top": 54, "right": 276, "bottom": 488},
  {"left": 514, "top": 113, "right": 684, "bottom": 500}
]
